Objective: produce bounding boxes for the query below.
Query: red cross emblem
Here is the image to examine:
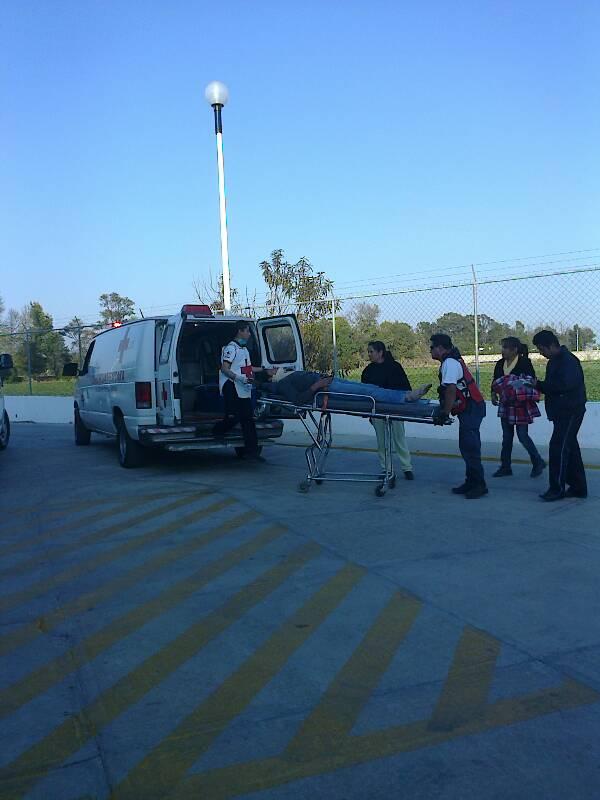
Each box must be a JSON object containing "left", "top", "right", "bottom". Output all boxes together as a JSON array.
[{"left": 116, "top": 329, "right": 132, "bottom": 365}]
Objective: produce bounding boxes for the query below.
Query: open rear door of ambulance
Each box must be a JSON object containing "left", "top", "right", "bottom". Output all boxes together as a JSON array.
[{"left": 256, "top": 315, "right": 305, "bottom": 372}]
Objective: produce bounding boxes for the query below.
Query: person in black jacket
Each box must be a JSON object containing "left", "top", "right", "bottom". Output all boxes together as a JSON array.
[
  {"left": 491, "top": 337, "right": 545, "bottom": 478},
  {"left": 532, "top": 330, "right": 587, "bottom": 501},
  {"left": 361, "top": 341, "right": 429, "bottom": 480}
]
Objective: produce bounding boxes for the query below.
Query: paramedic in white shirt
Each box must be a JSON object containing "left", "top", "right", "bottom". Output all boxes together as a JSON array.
[
  {"left": 430, "top": 332, "right": 487, "bottom": 499},
  {"left": 213, "top": 321, "right": 274, "bottom": 459}
]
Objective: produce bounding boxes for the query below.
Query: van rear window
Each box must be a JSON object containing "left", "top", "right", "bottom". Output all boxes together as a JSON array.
[
  {"left": 159, "top": 325, "right": 175, "bottom": 364},
  {"left": 262, "top": 324, "right": 297, "bottom": 363}
]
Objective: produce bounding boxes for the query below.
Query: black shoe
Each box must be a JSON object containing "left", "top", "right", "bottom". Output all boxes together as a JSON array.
[
  {"left": 452, "top": 483, "right": 470, "bottom": 495},
  {"left": 247, "top": 453, "right": 267, "bottom": 462},
  {"left": 465, "top": 485, "right": 489, "bottom": 499},
  {"left": 565, "top": 488, "right": 587, "bottom": 499},
  {"left": 540, "top": 490, "right": 565, "bottom": 502},
  {"left": 404, "top": 471, "right": 414, "bottom": 481},
  {"left": 530, "top": 460, "right": 546, "bottom": 478},
  {"left": 493, "top": 467, "right": 512, "bottom": 478}
]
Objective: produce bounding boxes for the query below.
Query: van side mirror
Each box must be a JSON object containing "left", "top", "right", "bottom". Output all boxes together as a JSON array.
[
  {"left": 0, "top": 353, "right": 13, "bottom": 373},
  {"left": 62, "top": 362, "right": 79, "bottom": 377}
]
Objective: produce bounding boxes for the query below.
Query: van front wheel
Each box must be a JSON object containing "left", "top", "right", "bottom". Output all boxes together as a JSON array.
[
  {"left": 0, "top": 411, "right": 9, "bottom": 450},
  {"left": 74, "top": 409, "right": 91, "bottom": 446},
  {"left": 117, "top": 418, "right": 145, "bottom": 468}
]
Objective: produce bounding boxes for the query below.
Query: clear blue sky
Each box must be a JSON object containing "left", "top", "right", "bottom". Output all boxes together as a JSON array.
[{"left": 2, "top": 0, "right": 599, "bottom": 326}]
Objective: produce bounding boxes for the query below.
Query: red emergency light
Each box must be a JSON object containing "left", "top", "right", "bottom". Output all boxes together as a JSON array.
[
  {"left": 111, "top": 321, "right": 123, "bottom": 328},
  {"left": 181, "top": 304, "right": 213, "bottom": 318}
]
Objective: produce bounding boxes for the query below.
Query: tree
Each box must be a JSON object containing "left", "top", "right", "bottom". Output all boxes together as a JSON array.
[
  {"left": 376, "top": 320, "right": 417, "bottom": 360},
  {"left": 192, "top": 270, "right": 256, "bottom": 315},
  {"left": 63, "top": 316, "right": 98, "bottom": 363},
  {"left": 13, "top": 302, "right": 69, "bottom": 376},
  {"left": 260, "top": 250, "right": 335, "bottom": 322},
  {"left": 98, "top": 293, "right": 136, "bottom": 326}
]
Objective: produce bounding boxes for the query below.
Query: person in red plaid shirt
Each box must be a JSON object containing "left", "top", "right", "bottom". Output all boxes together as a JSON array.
[{"left": 490, "top": 337, "right": 545, "bottom": 479}]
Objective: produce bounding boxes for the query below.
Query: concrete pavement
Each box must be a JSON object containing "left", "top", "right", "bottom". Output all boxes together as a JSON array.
[{"left": 1, "top": 423, "right": 599, "bottom": 799}]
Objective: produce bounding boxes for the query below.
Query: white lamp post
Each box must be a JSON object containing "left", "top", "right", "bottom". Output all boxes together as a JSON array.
[{"left": 205, "top": 80, "right": 231, "bottom": 312}]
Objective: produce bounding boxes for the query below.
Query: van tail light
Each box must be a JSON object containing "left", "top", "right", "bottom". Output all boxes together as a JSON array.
[{"left": 135, "top": 382, "right": 152, "bottom": 409}]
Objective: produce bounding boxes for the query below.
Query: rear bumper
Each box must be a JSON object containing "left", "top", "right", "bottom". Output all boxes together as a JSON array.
[{"left": 138, "top": 419, "right": 283, "bottom": 452}]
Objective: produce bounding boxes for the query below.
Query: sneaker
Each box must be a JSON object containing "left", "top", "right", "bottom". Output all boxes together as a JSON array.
[
  {"left": 465, "top": 485, "right": 489, "bottom": 499},
  {"left": 493, "top": 467, "right": 512, "bottom": 478},
  {"left": 452, "top": 484, "right": 470, "bottom": 495},
  {"left": 404, "top": 471, "right": 414, "bottom": 481},
  {"left": 530, "top": 460, "right": 546, "bottom": 478},
  {"left": 565, "top": 488, "right": 587, "bottom": 499}
]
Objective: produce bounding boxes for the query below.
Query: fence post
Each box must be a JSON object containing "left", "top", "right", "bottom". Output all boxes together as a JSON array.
[
  {"left": 471, "top": 264, "right": 480, "bottom": 385},
  {"left": 331, "top": 293, "right": 338, "bottom": 376},
  {"left": 26, "top": 329, "right": 33, "bottom": 395}
]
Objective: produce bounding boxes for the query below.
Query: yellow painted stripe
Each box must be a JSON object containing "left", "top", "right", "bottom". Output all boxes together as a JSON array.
[
  {"left": 0, "top": 511, "right": 274, "bottom": 717},
  {"left": 173, "top": 677, "right": 599, "bottom": 800},
  {"left": 0, "top": 541, "right": 322, "bottom": 800},
  {"left": 284, "top": 591, "right": 421, "bottom": 760},
  {"left": 0, "top": 493, "right": 192, "bottom": 579},
  {"left": 0, "top": 496, "right": 237, "bottom": 659},
  {"left": 0, "top": 491, "right": 187, "bottom": 560},
  {"left": 112, "top": 562, "right": 365, "bottom": 800},
  {"left": 0, "top": 492, "right": 213, "bottom": 614},
  {"left": 427, "top": 627, "right": 501, "bottom": 732}
]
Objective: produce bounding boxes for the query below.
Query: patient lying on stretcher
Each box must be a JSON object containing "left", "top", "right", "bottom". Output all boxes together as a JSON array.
[{"left": 258, "top": 369, "right": 433, "bottom": 408}]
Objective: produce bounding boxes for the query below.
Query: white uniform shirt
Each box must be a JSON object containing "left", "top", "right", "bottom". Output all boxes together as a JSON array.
[
  {"left": 219, "top": 341, "right": 253, "bottom": 398},
  {"left": 440, "top": 357, "right": 468, "bottom": 394}
]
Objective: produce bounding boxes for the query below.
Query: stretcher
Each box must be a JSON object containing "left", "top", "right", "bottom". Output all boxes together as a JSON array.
[{"left": 257, "top": 390, "right": 451, "bottom": 496}]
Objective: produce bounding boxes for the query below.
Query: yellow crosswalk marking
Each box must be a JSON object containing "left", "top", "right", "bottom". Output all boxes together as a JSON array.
[
  {"left": 112, "top": 563, "right": 365, "bottom": 800},
  {"left": 0, "top": 514, "right": 276, "bottom": 717},
  {"left": 284, "top": 591, "right": 421, "bottom": 760},
  {"left": 0, "top": 498, "right": 236, "bottom": 659},
  {"left": 0, "top": 492, "right": 173, "bottom": 558},
  {"left": 169, "top": 632, "right": 599, "bottom": 800},
  {"left": 0, "top": 492, "right": 214, "bottom": 614},
  {"left": 428, "top": 626, "right": 501, "bottom": 732},
  {"left": 0, "top": 541, "right": 322, "bottom": 800},
  {"left": 0, "top": 493, "right": 206, "bottom": 580}
]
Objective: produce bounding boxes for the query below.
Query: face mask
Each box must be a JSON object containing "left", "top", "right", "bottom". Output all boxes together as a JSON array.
[{"left": 235, "top": 336, "right": 249, "bottom": 346}]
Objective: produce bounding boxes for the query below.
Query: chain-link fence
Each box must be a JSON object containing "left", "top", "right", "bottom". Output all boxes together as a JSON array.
[
  {"left": 2, "top": 267, "right": 599, "bottom": 399},
  {"left": 251, "top": 265, "right": 600, "bottom": 400}
]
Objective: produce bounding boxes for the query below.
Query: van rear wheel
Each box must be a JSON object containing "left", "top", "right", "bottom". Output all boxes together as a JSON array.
[
  {"left": 74, "top": 409, "right": 91, "bottom": 446},
  {"left": 117, "top": 418, "right": 145, "bottom": 468},
  {"left": 0, "top": 411, "right": 9, "bottom": 450}
]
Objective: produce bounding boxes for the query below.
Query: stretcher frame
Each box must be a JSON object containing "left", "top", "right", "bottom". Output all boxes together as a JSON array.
[{"left": 259, "top": 391, "right": 450, "bottom": 496}]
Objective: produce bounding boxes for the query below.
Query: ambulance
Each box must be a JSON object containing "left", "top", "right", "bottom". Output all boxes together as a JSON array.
[
  {"left": 63, "top": 306, "right": 304, "bottom": 467},
  {"left": 0, "top": 353, "right": 13, "bottom": 450}
]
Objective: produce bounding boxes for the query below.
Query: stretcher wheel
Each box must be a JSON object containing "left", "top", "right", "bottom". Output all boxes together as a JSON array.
[
  {"left": 298, "top": 480, "right": 311, "bottom": 493},
  {"left": 389, "top": 475, "right": 396, "bottom": 489},
  {"left": 375, "top": 485, "right": 386, "bottom": 497}
]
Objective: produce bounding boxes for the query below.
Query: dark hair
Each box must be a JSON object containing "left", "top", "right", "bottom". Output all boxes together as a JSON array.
[
  {"left": 430, "top": 333, "right": 453, "bottom": 350},
  {"left": 368, "top": 340, "right": 394, "bottom": 363},
  {"left": 532, "top": 329, "right": 560, "bottom": 348},
  {"left": 501, "top": 336, "right": 529, "bottom": 358},
  {"left": 234, "top": 320, "right": 250, "bottom": 336}
]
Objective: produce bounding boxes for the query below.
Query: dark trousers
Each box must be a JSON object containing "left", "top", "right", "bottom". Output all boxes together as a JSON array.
[
  {"left": 500, "top": 419, "right": 543, "bottom": 468},
  {"left": 458, "top": 401, "right": 486, "bottom": 487},
  {"left": 548, "top": 409, "right": 587, "bottom": 495},
  {"left": 213, "top": 380, "right": 259, "bottom": 454}
]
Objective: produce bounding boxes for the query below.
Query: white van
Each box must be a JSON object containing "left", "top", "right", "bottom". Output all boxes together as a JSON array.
[
  {"left": 64, "top": 305, "right": 304, "bottom": 467},
  {"left": 0, "top": 354, "right": 13, "bottom": 450}
]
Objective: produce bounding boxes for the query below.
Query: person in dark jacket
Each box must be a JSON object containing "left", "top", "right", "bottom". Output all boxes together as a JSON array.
[
  {"left": 361, "top": 341, "right": 428, "bottom": 480},
  {"left": 532, "top": 330, "right": 587, "bottom": 501},
  {"left": 491, "top": 337, "right": 545, "bottom": 478}
]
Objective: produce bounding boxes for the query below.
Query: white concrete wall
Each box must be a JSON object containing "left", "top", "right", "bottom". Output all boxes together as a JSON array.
[{"left": 4, "top": 395, "right": 600, "bottom": 448}]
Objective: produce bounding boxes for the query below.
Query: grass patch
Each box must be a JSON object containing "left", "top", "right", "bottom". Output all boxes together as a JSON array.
[{"left": 3, "top": 379, "right": 76, "bottom": 396}]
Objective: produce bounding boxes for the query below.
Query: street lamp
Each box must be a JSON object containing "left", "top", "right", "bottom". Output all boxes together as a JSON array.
[{"left": 205, "top": 80, "right": 232, "bottom": 313}]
